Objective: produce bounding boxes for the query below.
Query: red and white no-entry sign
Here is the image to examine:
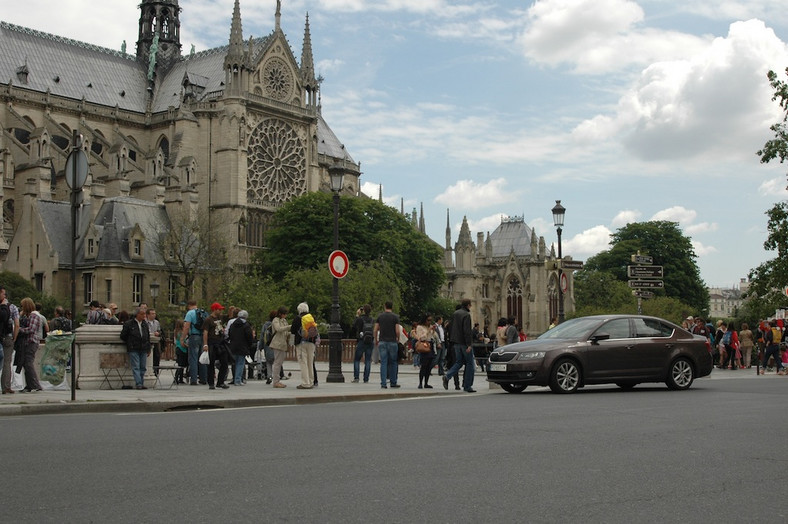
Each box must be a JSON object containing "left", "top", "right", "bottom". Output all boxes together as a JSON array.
[{"left": 328, "top": 250, "right": 349, "bottom": 279}]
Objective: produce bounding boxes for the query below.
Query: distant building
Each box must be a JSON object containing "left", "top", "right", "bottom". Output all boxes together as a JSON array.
[
  {"left": 440, "top": 213, "right": 575, "bottom": 337},
  {"left": 707, "top": 278, "right": 748, "bottom": 318},
  {"left": 0, "top": 1, "right": 359, "bottom": 310}
]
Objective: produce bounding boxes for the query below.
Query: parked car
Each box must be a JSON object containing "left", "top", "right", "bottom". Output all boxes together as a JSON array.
[{"left": 487, "top": 314, "right": 713, "bottom": 394}]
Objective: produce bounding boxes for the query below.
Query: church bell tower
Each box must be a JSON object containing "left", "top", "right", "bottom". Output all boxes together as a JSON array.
[{"left": 136, "top": 0, "right": 183, "bottom": 76}]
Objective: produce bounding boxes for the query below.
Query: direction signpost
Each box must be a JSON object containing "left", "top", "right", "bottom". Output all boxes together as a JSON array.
[{"left": 628, "top": 253, "right": 662, "bottom": 314}]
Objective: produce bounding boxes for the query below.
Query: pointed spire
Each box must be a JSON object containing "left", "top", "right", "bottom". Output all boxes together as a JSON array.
[
  {"left": 378, "top": 184, "right": 382, "bottom": 202},
  {"left": 275, "top": 0, "right": 282, "bottom": 32},
  {"left": 228, "top": 0, "right": 244, "bottom": 57},
  {"left": 419, "top": 202, "right": 425, "bottom": 234},
  {"left": 301, "top": 13, "right": 317, "bottom": 88},
  {"left": 445, "top": 209, "right": 452, "bottom": 249}
]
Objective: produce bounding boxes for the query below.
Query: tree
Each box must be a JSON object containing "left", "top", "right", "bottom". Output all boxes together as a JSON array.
[
  {"left": 573, "top": 270, "right": 636, "bottom": 316},
  {"left": 748, "top": 68, "right": 788, "bottom": 315},
  {"left": 582, "top": 221, "right": 708, "bottom": 314},
  {"left": 255, "top": 193, "right": 445, "bottom": 322},
  {"left": 0, "top": 271, "right": 58, "bottom": 317}
]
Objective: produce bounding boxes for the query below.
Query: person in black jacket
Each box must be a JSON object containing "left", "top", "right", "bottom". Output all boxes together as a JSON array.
[
  {"left": 228, "top": 310, "right": 255, "bottom": 386},
  {"left": 120, "top": 307, "right": 151, "bottom": 389},
  {"left": 443, "top": 298, "right": 475, "bottom": 393}
]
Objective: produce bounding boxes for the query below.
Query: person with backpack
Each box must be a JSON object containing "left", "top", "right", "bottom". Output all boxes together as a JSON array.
[
  {"left": 182, "top": 300, "right": 208, "bottom": 385},
  {"left": 352, "top": 304, "right": 375, "bottom": 383},
  {"left": 0, "top": 287, "right": 19, "bottom": 395},
  {"left": 760, "top": 320, "right": 785, "bottom": 375},
  {"left": 291, "top": 302, "right": 316, "bottom": 389}
]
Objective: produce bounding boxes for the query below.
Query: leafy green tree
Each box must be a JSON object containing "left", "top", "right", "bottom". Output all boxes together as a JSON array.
[
  {"left": 255, "top": 193, "right": 445, "bottom": 322},
  {"left": 0, "top": 270, "right": 59, "bottom": 318},
  {"left": 748, "top": 69, "right": 788, "bottom": 316},
  {"left": 582, "top": 221, "right": 708, "bottom": 313},
  {"left": 574, "top": 270, "right": 636, "bottom": 314}
]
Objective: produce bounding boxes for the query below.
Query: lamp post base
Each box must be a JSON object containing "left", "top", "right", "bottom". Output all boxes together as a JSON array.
[{"left": 326, "top": 325, "right": 345, "bottom": 383}]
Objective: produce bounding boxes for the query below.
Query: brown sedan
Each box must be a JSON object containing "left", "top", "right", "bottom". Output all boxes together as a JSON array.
[{"left": 487, "top": 314, "right": 713, "bottom": 394}]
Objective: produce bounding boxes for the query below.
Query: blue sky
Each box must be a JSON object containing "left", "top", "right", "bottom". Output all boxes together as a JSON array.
[{"left": 7, "top": 0, "right": 788, "bottom": 288}]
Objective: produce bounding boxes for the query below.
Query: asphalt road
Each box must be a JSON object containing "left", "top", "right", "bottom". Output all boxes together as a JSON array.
[{"left": 3, "top": 377, "right": 786, "bottom": 523}]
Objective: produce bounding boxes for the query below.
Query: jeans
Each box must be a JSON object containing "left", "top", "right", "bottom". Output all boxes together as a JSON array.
[
  {"left": 762, "top": 345, "right": 784, "bottom": 371},
  {"left": 445, "top": 343, "right": 475, "bottom": 391},
  {"left": 378, "top": 341, "right": 399, "bottom": 386},
  {"left": 128, "top": 350, "right": 147, "bottom": 387},
  {"left": 0, "top": 342, "right": 4, "bottom": 389},
  {"left": 187, "top": 333, "right": 204, "bottom": 384},
  {"left": 233, "top": 353, "right": 246, "bottom": 384},
  {"left": 435, "top": 344, "right": 446, "bottom": 375},
  {"left": 353, "top": 340, "right": 373, "bottom": 381}
]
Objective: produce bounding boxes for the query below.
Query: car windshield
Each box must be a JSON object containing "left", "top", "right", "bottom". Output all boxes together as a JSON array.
[{"left": 538, "top": 317, "right": 603, "bottom": 340}]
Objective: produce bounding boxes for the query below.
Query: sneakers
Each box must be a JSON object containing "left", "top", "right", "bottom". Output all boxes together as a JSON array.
[
  {"left": 352, "top": 378, "right": 359, "bottom": 383},
  {"left": 274, "top": 383, "right": 287, "bottom": 388},
  {"left": 296, "top": 384, "right": 312, "bottom": 389}
]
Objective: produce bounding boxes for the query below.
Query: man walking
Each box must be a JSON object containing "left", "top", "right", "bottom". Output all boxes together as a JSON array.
[
  {"left": 374, "top": 301, "right": 402, "bottom": 389},
  {"left": 443, "top": 298, "right": 475, "bottom": 393},
  {"left": 120, "top": 307, "right": 151, "bottom": 390}
]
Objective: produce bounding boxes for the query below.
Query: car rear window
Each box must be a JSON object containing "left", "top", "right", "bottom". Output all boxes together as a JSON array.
[{"left": 633, "top": 318, "right": 674, "bottom": 338}]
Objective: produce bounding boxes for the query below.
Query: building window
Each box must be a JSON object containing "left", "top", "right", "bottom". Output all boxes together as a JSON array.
[
  {"left": 34, "top": 273, "right": 44, "bottom": 292},
  {"left": 168, "top": 276, "right": 178, "bottom": 305},
  {"left": 132, "top": 274, "right": 143, "bottom": 305},
  {"left": 88, "top": 238, "right": 95, "bottom": 257},
  {"left": 106, "top": 279, "right": 112, "bottom": 304},
  {"left": 83, "top": 273, "right": 93, "bottom": 304},
  {"left": 133, "top": 239, "right": 142, "bottom": 256}
]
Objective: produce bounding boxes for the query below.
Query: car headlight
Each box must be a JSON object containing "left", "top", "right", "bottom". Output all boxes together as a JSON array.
[{"left": 516, "top": 351, "right": 546, "bottom": 361}]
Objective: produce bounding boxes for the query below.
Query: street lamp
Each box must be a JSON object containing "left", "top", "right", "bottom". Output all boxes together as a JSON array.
[
  {"left": 326, "top": 165, "right": 345, "bottom": 382},
  {"left": 149, "top": 281, "right": 160, "bottom": 309},
  {"left": 552, "top": 200, "right": 566, "bottom": 323}
]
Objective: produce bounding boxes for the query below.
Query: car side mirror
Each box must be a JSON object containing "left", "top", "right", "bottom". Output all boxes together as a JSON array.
[{"left": 590, "top": 333, "right": 610, "bottom": 344}]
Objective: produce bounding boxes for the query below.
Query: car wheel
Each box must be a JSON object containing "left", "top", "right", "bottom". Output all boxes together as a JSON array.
[
  {"left": 616, "top": 382, "right": 637, "bottom": 390},
  {"left": 549, "top": 358, "right": 580, "bottom": 394},
  {"left": 666, "top": 358, "right": 694, "bottom": 390},
  {"left": 499, "top": 383, "right": 527, "bottom": 394}
]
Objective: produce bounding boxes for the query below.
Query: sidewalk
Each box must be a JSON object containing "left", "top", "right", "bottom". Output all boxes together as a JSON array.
[
  {"left": 0, "top": 363, "right": 775, "bottom": 417},
  {"left": 0, "top": 360, "right": 473, "bottom": 417}
]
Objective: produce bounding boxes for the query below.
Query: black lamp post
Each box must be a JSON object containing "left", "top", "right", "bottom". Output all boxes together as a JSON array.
[
  {"left": 326, "top": 166, "right": 345, "bottom": 382},
  {"left": 552, "top": 200, "right": 566, "bottom": 323}
]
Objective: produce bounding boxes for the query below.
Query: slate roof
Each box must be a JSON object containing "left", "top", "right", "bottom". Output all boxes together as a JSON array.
[
  {"left": 317, "top": 113, "right": 355, "bottom": 164},
  {"left": 489, "top": 218, "right": 533, "bottom": 258},
  {"left": 91, "top": 197, "right": 171, "bottom": 266},
  {"left": 36, "top": 199, "right": 93, "bottom": 266},
  {"left": 0, "top": 22, "right": 148, "bottom": 112}
]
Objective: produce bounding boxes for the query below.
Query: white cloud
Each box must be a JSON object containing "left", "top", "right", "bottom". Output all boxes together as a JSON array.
[
  {"left": 464, "top": 214, "right": 510, "bottom": 236},
  {"left": 685, "top": 222, "right": 719, "bottom": 235},
  {"left": 759, "top": 177, "right": 788, "bottom": 195},
  {"left": 611, "top": 209, "right": 642, "bottom": 227},
  {"left": 564, "top": 225, "right": 612, "bottom": 256},
  {"left": 519, "top": 0, "right": 709, "bottom": 74},
  {"left": 435, "top": 178, "right": 520, "bottom": 210},
  {"left": 651, "top": 206, "right": 697, "bottom": 224},
  {"left": 692, "top": 240, "right": 718, "bottom": 256}
]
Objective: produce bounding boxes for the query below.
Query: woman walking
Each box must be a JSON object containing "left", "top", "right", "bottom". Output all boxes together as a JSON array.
[
  {"left": 739, "top": 322, "right": 754, "bottom": 369},
  {"left": 268, "top": 307, "right": 291, "bottom": 388},
  {"left": 416, "top": 314, "right": 437, "bottom": 389}
]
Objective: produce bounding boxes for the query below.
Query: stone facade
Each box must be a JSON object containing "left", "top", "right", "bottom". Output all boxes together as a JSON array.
[
  {"left": 442, "top": 214, "right": 575, "bottom": 337},
  {"left": 0, "top": 0, "right": 359, "bottom": 311}
]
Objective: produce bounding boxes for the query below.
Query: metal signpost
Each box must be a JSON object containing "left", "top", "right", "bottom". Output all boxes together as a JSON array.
[
  {"left": 68, "top": 131, "right": 88, "bottom": 401},
  {"left": 628, "top": 253, "right": 663, "bottom": 314}
]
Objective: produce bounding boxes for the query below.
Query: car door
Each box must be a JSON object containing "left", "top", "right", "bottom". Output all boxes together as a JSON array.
[
  {"left": 584, "top": 318, "right": 636, "bottom": 378},
  {"left": 630, "top": 318, "right": 675, "bottom": 376}
]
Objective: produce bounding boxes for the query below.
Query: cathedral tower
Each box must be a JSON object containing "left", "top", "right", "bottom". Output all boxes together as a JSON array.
[{"left": 136, "top": 0, "right": 183, "bottom": 76}]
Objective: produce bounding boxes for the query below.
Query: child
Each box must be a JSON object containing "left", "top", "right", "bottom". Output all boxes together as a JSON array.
[{"left": 173, "top": 319, "right": 188, "bottom": 384}]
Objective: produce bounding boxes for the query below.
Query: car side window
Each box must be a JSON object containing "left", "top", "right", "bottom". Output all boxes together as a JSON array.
[
  {"left": 593, "top": 319, "right": 631, "bottom": 340},
  {"left": 633, "top": 318, "right": 674, "bottom": 338}
]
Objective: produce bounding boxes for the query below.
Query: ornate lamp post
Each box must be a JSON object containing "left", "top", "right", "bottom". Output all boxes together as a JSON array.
[
  {"left": 326, "top": 166, "right": 345, "bottom": 382},
  {"left": 552, "top": 200, "right": 566, "bottom": 323}
]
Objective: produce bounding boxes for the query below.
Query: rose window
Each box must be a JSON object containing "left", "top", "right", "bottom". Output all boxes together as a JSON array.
[{"left": 247, "top": 118, "right": 306, "bottom": 205}]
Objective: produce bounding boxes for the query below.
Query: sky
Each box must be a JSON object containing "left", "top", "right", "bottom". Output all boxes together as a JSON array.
[{"left": 5, "top": 0, "right": 788, "bottom": 289}]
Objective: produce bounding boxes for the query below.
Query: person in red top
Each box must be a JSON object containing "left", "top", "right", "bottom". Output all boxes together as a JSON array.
[{"left": 16, "top": 297, "right": 43, "bottom": 392}]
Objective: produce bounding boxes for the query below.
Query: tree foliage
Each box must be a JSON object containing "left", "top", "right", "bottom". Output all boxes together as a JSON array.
[
  {"left": 581, "top": 221, "right": 708, "bottom": 314},
  {"left": 0, "top": 271, "right": 59, "bottom": 318},
  {"left": 254, "top": 193, "right": 445, "bottom": 322},
  {"left": 757, "top": 68, "right": 788, "bottom": 166}
]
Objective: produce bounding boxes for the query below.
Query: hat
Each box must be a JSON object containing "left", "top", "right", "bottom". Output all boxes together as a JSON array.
[
  {"left": 297, "top": 302, "right": 309, "bottom": 314},
  {"left": 210, "top": 302, "right": 225, "bottom": 311},
  {"left": 686, "top": 316, "right": 693, "bottom": 321},
  {"left": 89, "top": 300, "right": 101, "bottom": 308},
  {"left": 237, "top": 310, "right": 248, "bottom": 319}
]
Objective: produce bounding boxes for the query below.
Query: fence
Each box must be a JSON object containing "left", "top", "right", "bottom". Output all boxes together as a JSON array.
[{"left": 160, "top": 338, "right": 360, "bottom": 363}]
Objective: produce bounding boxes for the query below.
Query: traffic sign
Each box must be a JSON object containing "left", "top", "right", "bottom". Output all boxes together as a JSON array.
[
  {"left": 627, "top": 280, "right": 664, "bottom": 289},
  {"left": 627, "top": 265, "right": 663, "bottom": 278},
  {"left": 328, "top": 250, "right": 349, "bottom": 279},
  {"left": 631, "top": 254, "right": 653, "bottom": 264},
  {"left": 65, "top": 149, "right": 88, "bottom": 189},
  {"left": 632, "top": 290, "right": 654, "bottom": 298},
  {"left": 560, "top": 272, "right": 568, "bottom": 293},
  {"left": 561, "top": 260, "right": 584, "bottom": 270}
]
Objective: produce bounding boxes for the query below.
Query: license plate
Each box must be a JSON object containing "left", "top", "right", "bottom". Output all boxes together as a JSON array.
[{"left": 489, "top": 363, "right": 507, "bottom": 372}]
